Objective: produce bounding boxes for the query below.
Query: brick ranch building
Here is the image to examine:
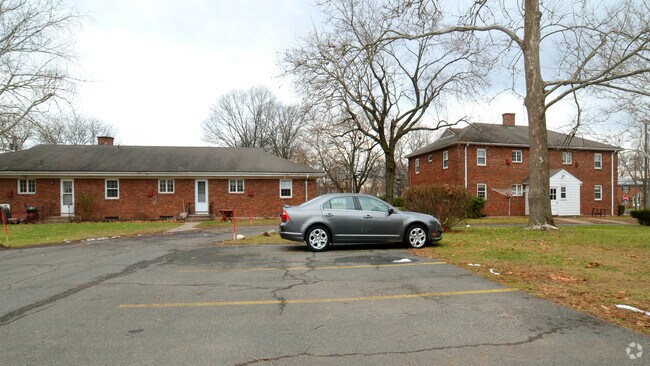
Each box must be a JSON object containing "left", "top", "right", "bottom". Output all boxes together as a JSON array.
[
  {"left": 406, "top": 113, "right": 620, "bottom": 216},
  {"left": 0, "top": 137, "right": 323, "bottom": 221}
]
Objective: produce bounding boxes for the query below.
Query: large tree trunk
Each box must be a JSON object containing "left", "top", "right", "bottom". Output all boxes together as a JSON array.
[
  {"left": 385, "top": 152, "right": 396, "bottom": 204},
  {"left": 523, "top": 0, "right": 555, "bottom": 229}
]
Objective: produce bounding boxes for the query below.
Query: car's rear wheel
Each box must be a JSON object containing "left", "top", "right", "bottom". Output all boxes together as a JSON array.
[
  {"left": 405, "top": 224, "right": 429, "bottom": 249},
  {"left": 306, "top": 225, "right": 331, "bottom": 252}
]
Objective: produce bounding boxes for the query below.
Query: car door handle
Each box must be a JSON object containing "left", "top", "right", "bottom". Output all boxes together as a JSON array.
[
  {"left": 324, "top": 213, "right": 334, "bottom": 217},
  {"left": 363, "top": 215, "right": 372, "bottom": 219}
]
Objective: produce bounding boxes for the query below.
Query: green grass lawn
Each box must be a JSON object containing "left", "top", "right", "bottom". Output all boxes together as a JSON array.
[
  {"left": 415, "top": 225, "right": 649, "bottom": 335},
  {"left": 0, "top": 221, "right": 181, "bottom": 248}
]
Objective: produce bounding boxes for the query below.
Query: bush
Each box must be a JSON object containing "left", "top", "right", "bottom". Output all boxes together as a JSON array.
[
  {"left": 617, "top": 204, "right": 625, "bottom": 216},
  {"left": 402, "top": 184, "right": 472, "bottom": 230},
  {"left": 468, "top": 197, "right": 486, "bottom": 218},
  {"left": 630, "top": 209, "right": 650, "bottom": 226}
]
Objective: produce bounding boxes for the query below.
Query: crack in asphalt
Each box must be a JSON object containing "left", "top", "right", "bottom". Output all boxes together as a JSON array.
[
  {"left": 235, "top": 326, "right": 568, "bottom": 365},
  {"left": 270, "top": 253, "right": 320, "bottom": 314},
  {"left": 0, "top": 252, "right": 176, "bottom": 327}
]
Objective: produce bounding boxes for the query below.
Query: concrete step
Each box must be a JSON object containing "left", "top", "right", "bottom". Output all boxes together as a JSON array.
[
  {"left": 43, "top": 216, "right": 80, "bottom": 224},
  {"left": 186, "top": 214, "right": 212, "bottom": 222}
]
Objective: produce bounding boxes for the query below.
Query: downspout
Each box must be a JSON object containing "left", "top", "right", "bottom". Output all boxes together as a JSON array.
[
  {"left": 305, "top": 175, "right": 309, "bottom": 202},
  {"left": 464, "top": 143, "right": 469, "bottom": 188},
  {"left": 611, "top": 152, "right": 615, "bottom": 215}
]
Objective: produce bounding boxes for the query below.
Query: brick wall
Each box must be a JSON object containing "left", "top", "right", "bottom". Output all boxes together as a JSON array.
[
  {"left": 0, "top": 176, "right": 317, "bottom": 221},
  {"left": 408, "top": 146, "right": 617, "bottom": 216}
]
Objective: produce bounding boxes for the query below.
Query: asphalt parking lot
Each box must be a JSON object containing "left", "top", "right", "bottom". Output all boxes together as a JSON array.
[{"left": 0, "top": 228, "right": 647, "bottom": 365}]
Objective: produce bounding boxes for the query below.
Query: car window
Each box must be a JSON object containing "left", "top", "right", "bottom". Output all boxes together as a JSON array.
[
  {"left": 323, "top": 197, "right": 356, "bottom": 210},
  {"left": 358, "top": 196, "right": 389, "bottom": 212}
]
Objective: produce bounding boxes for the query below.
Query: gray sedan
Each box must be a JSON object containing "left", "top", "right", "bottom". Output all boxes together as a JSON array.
[{"left": 280, "top": 193, "right": 443, "bottom": 251}]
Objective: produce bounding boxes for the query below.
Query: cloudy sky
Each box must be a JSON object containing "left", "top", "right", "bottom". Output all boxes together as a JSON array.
[
  {"left": 64, "top": 0, "right": 576, "bottom": 147},
  {"left": 65, "top": 0, "right": 319, "bottom": 146}
]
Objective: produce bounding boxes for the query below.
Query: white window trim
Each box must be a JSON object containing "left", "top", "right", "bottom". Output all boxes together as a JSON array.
[
  {"left": 415, "top": 158, "right": 420, "bottom": 174},
  {"left": 511, "top": 184, "right": 523, "bottom": 197},
  {"left": 477, "top": 183, "right": 487, "bottom": 200},
  {"left": 228, "top": 179, "right": 245, "bottom": 194},
  {"left": 427, "top": 154, "right": 433, "bottom": 162},
  {"left": 594, "top": 185, "right": 603, "bottom": 201},
  {"left": 477, "top": 148, "right": 487, "bottom": 166},
  {"left": 443, "top": 151, "right": 449, "bottom": 169},
  {"left": 105, "top": 179, "right": 119, "bottom": 200},
  {"left": 158, "top": 179, "right": 175, "bottom": 194},
  {"left": 594, "top": 153, "right": 602, "bottom": 170},
  {"left": 512, "top": 150, "right": 523, "bottom": 163},
  {"left": 280, "top": 179, "right": 292, "bottom": 198},
  {"left": 560, "top": 186, "right": 567, "bottom": 199},
  {"left": 17, "top": 179, "right": 36, "bottom": 194},
  {"left": 562, "top": 151, "right": 573, "bottom": 165}
]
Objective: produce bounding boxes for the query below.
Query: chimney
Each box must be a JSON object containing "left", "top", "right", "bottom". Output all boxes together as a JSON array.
[
  {"left": 97, "top": 136, "right": 114, "bottom": 145},
  {"left": 502, "top": 113, "right": 515, "bottom": 126}
]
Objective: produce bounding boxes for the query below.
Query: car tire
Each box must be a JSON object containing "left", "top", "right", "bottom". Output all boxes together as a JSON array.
[
  {"left": 306, "top": 225, "right": 331, "bottom": 252},
  {"left": 405, "top": 224, "right": 429, "bottom": 249}
]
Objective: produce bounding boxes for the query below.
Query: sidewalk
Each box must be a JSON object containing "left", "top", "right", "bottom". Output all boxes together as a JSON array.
[{"left": 166, "top": 222, "right": 202, "bottom": 233}]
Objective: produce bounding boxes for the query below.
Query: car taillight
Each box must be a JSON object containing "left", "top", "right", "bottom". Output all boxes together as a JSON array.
[{"left": 281, "top": 209, "right": 291, "bottom": 222}]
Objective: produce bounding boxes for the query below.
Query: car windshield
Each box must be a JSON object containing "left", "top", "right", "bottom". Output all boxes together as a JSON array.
[{"left": 358, "top": 196, "right": 389, "bottom": 212}]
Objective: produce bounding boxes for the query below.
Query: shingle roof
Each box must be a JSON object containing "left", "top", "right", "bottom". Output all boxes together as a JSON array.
[
  {"left": 0, "top": 145, "right": 324, "bottom": 177},
  {"left": 406, "top": 123, "right": 620, "bottom": 158}
]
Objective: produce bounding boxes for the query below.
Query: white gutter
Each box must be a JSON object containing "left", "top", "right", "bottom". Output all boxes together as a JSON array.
[
  {"left": 0, "top": 171, "right": 326, "bottom": 179},
  {"left": 305, "top": 174, "right": 309, "bottom": 202},
  {"left": 611, "top": 151, "right": 615, "bottom": 215},
  {"left": 464, "top": 143, "right": 469, "bottom": 188}
]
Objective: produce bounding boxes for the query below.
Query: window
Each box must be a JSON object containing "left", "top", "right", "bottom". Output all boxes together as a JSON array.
[
  {"left": 105, "top": 179, "right": 119, "bottom": 199},
  {"left": 477, "top": 183, "right": 487, "bottom": 200},
  {"left": 427, "top": 154, "right": 433, "bottom": 163},
  {"left": 443, "top": 151, "right": 449, "bottom": 169},
  {"left": 550, "top": 188, "right": 557, "bottom": 200},
  {"left": 158, "top": 179, "right": 174, "bottom": 194},
  {"left": 415, "top": 158, "right": 420, "bottom": 174},
  {"left": 323, "top": 196, "right": 355, "bottom": 210},
  {"left": 280, "top": 179, "right": 292, "bottom": 198},
  {"left": 512, "top": 150, "right": 523, "bottom": 163},
  {"left": 18, "top": 179, "right": 36, "bottom": 194},
  {"left": 594, "top": 185, "right": 602, "bottom": 201},
  {"left": 358, "top": 196, "right": 389, "bottom": 212},
  {"left": 229, "top": 179, "right": 245, "bottom": 193},
  {"left": 594, "top": 153, "right": 602, "bottom": 169},
  {"left": 477, "top": 148, "right": 487, "bottom": 166},
  {"left": 562, "top": 151, "right": 573, "bottom": 165},
  {"left": 511, "top": 184, "right": 523, "bottom": 197},
  {"left": 560, "top": 186, "right": 567, "bottom": 199}
]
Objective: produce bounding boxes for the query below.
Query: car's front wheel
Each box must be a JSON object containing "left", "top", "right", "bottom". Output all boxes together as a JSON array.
[
  {"left": 405, "top": 224, "right": 429, "bottom": 249},
  {"left": 306, "top": 225, "right": 331, "bottom": 252}
]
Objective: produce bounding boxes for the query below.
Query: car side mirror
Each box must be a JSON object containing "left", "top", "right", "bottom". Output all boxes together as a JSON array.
[{"left": 388, "top": 208, "right": 395, "bottom": 215}]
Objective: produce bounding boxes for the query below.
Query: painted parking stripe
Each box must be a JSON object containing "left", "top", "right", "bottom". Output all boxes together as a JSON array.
[
  {"left": 118, "top": 288, "right": 518, "bottom": 309},
  {"left": 177, "top": 261, "right": 446, "bottom": 273}
]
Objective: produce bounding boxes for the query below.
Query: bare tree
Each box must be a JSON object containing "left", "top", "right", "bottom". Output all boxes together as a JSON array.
[
  {"left": 0, "top": 0, "right": 79, "bottom": 141},
  {"left": 308, "top": 109, "right": 382, "bottom": 193},
  {"left": 202, "top": 86, "right": 307, "bottom": 160},
  {"left": 379, "top": 0, "right": 649, "bottom": 228},
  {"left": 36, "top": 114, "right": 116, "bottom": 145},
  {"left": 283, "top": 0, "right": 487, "bottom": 204}
]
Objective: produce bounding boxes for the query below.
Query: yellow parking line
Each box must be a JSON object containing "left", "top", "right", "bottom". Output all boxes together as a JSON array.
[
  {"left": 118, "top": 288, "right": 518, "bottom": 309},
  {"left": 177, "top": 261, "right": 446, "bottom": 273}
]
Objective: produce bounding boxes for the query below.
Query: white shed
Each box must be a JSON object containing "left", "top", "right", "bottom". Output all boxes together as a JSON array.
[{"left": 525, "top": 169, "right": 582, "bottom": 216}]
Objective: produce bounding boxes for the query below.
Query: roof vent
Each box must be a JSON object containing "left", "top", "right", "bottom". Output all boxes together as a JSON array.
[{"left": 502, "top": 113, "right": 515, "bottom": 126}]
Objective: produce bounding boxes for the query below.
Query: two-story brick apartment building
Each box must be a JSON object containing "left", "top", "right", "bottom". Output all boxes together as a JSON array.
[{"left": 407, "top": 113, "right": 620, "bottom": 216}]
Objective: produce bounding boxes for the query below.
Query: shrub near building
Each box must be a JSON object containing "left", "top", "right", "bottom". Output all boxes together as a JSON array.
[
  {"left": 403, "top": 184, "right": 471, "bottom": 230},
  {"left": 630, "top": 210, "right": 650, "bottom": 226}
]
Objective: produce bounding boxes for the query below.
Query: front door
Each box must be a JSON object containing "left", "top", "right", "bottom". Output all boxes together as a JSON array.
[
  {"left": 195, "top": 180, "right": 209, "bottom": 213},
  {"left": 61, "top": 179, "right": 74, "bottom": 216},
  {"left": 550, "top": 187, "right": 558, "bottom": 215}
]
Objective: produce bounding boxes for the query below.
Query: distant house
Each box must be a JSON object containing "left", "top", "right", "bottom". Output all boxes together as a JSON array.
[
  {"left": 617, "top": 177, "right": 645, "bottom": 210},
  {"left": 0, "top": 137, "right": 323, "bottom": 221},
  {"left": 406, "top": 113, "right": 620, "bottom": 216}
]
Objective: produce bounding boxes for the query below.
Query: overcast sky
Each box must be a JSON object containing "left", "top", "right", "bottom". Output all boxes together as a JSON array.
[{"left": 64, "top": 0, "right": 577, "bottom": 147}]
